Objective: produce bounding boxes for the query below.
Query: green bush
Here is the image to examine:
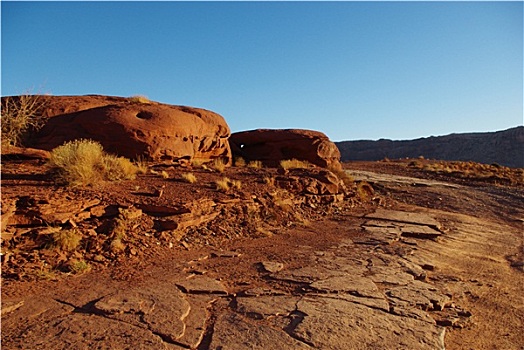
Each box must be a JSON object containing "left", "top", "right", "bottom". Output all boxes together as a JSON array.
[{"left": 49, "top": 139, "right": 137, "bottom": 186}]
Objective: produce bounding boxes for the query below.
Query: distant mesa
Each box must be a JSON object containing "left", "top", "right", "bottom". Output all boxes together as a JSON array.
[
  {"left": 26, "top": 95, "right": 231, "bottom": 164},
  {"left": 230, "top": 129, "right": 342, "bottom": 170},
  {"left": 336, "top": 126, "right": 524, "bottom": 168}
]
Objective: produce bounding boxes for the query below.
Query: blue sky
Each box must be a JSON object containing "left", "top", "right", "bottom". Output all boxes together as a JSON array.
[{"left": 2, "top": 1, "right": 522, "bottom": 141}]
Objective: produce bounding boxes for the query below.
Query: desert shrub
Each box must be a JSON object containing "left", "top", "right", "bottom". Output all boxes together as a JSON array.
[
  {"left": 234, "top": 157, "right": 246, "bottom": 167},
  {"left": 247, "top": 160, "right": 263, "bottom": 169},
  {"left": 129, "top": 95, "right": 150, "bottom": 104},
  {"left": 49, "top": 139, "right": 105, "bottom": 186},
  {"left": 103, "top": 155, "right": 138, "bottom": 181},
  {"left": 191, "top": 158, "right": 206, "bottom": 168},
  {"left": 181, "top": 172, "right": 198, "bottom": 183},
  {"left": 68, "top": 260, "right": 91, "bottom": 274},
  {"left": 110, "top": 238, "right": 125, "bottom": 253},
  {"left": 51, "top": 229, "right": 82, "bottom": 252},
  {"left": 215, "top": 177, "right": 231, "bottom": 191},
  {"left": 49, "top": 139, "right": 138, "bottom": 186},
  {"left": 210, "top": 158, "right": 227, "bottom": 173},
  {"left": 328, "top": 165, "right": 355, "bottom": 187},
  {"left": 134, "top": 156, "right": 149, "bottom": 174},
  {"left": 280, "top": 159, "right": 312, "bottom": 170},
  {"left": 1, "top": 94, "right": 46, "bottom": 147},
  {"left": 356, "top": 181, "right": 374, "bottom": 201},
  {"left": 230, "top": 179, "right": 242, "bottom": 190}
]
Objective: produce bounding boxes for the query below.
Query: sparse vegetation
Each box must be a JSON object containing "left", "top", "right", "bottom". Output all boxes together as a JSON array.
[
  {"left": 280, "top": 159, "right": 312, "bottom": 170},
  {"left": 108, "top": 207, "right": 142, "bottom": 254},
  {"left": 408, "top": 159, "right": 523, "bottom": 185},
  {"left": 160, "top": 170, "right": 170, "bottom": 179},
  {"left": 230, "top": 179, "right": 242, "bottom": 190},
  {"left": 129, "top": 95, "right": 151, "bottom": 104},
  {"left": 247, "top": 160, "right": 263, "bottom": 169},
  {"left": 328, "top": 165, "right": 355, "bottom": 187},
  {"left": 48, "top": 139, "right": 138, "bottom": 186},
  {"left": 215, "top": 177, "right": 231, "bottom": 191},
  {"left": 181, "top": 172, "right": 198, "bottom": 183},
  {"left": 134, "top": 156, "right": 149, "bottom": 174},
  {"left": 1, "top": 94, "right": 47, "bottom": 147},
  {"left": 103, "top": 155, "right": 139, "bottom": 181},
  {"left": 214, "top": 177, "right": 242, "bottom": 191},
  {"left": 234, "top": 157, "right": 246, "bottom": 167},
  {"left": 68, "top": 259, "right": 91, "bottom": 274},
  {"left": 356, "top": 181, "right": 374, "bottom": 201},
  {"left": 191, "top": 158, "right": 206, "bottom": 168},
  {"left": 210, "top": 158, "right": 227, "bottom": 173},
  {"left": 51, "top": 229, "right": 82, "bottom": 252}
]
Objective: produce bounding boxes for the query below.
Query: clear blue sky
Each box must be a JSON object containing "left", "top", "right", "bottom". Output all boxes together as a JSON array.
[{"left": 2, "top": 1, "right": 522, "bottom": 141}]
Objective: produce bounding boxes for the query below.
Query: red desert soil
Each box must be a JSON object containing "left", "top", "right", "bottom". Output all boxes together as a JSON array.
[{"left": 1, "top": 157, "right": 523, "bottom": 349}]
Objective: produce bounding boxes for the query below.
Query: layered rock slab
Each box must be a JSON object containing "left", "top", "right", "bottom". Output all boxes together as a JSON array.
[{"left": 291, "top": 297, "right": 446, "bottom": 350}]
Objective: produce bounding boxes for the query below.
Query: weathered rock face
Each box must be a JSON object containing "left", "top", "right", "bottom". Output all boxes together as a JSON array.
[
  {"left": 27, "top": 95, "right": 231, "bottom": 163},
  {"left": 230, "top": 129, "right": 342, "bottom": 170}
]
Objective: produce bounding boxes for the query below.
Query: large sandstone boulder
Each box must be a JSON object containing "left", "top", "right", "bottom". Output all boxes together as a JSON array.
[
  {"left": 230, "top": 129, "right": 342, "bottom": 170},
  {"left": 26, "top": 95, "right": 231, "bottom": 163}
]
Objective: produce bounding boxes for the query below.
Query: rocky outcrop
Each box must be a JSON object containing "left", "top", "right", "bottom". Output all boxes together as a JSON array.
[
  {"left": 230, "top": 129, "right": 342, "bottom": 170},
  {"left": 336, "top": 126, "right": 524, "bottom": 168},
  {"left": 25, "top": 95, "right": 232, "bottom": 163}
]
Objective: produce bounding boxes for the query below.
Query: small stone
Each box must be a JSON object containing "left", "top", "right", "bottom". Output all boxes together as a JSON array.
[
  {"left": 260, "top": 261, "right": 284, "bottom": 273},
  {"left": 176, "top": 275, "right": 228, "bottom": 295},
  {"left": 1, "top": 300, "right": 24, "bottom": 315}
]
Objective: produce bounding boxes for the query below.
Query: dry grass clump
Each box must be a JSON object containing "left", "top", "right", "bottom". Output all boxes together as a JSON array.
[
  {"left": 129, "top": 95, "right": 151, "bottom": 104},
  {"left": 247, "top": 160, "right": 263, "bottom": 169},
  {"left": 210, "top": 158, "right": 227, "bottom": 173},
  {"left": 230, "top": 179, "right": 242, "bottom": 190},
  {"left": 181, "top": 172, "right": 198, "bottom": 183},
  {"left": 1, "top": 94, "right": 46, "bottom": 147},
  {"left": 215, "top": 177, "right": 231, "bottom": 191},
  {"left": 103, "top": 155, "right": 139, "bottom": 181},
  {"left": 328, "top": 165, "right": 355, "bottom": 187},
  {"left": 214, "top": 177, "right": 242, "bottom": 191},
  {"left": 280, "top": 159, "right": 312, "bottom": 170},
  {"left": 234, "top": 157, "right": 247, "bottom": 167},
  {"left": 51, "top": 229, "right": 83, "bottom": 252},
  {"left": 191, "top": 158, "right": 206, "bottom": 168},
  {"left": 356, "top": 181, "right": 375, "bottom": 201},
  {"left": 134, "top": 156, "right": 149, "bottom": 174},
  {"left": 49, "top": 139, "right": 137, "bottom": 186},
  {"left": 109, "top": 207, "right": 142, "bottom": 253},
  {"left": 68, "top": 259, "right": 91, "bottom": 274}
]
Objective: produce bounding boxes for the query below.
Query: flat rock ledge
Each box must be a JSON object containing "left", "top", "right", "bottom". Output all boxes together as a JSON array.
[{"left": 2, "top": 208, "right": 472, "bottom": 350}]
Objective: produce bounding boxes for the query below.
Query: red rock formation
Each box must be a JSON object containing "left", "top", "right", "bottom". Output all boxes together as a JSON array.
[
  {"left": 230, "top": 129, "right": 342, "bottom": 170},
  {"left": 27, "top": 95, "right": 231, "bottom": 163}
]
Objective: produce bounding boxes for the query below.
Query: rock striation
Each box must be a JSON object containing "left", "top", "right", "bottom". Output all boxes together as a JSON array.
[
  {"left": 26, "top": 95, "right": 232, "bottom": 163},
  {"left": 230, "top": 129, "right": 342, "bottom": 170}
]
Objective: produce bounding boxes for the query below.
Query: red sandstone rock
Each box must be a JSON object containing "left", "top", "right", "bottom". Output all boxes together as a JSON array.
[
  {"left": 229, "top": 129, "right": 342, "bottom": 170},
  {"left": 27, "top": 95, "right": 231, "bottom": 163}
]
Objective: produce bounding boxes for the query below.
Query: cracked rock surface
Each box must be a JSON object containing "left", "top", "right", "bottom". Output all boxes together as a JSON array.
[{"left": 2, "top": 164, "right": 523, "bottom": 349}]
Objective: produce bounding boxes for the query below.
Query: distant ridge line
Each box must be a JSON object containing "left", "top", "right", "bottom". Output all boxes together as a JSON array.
[{"left": 336, "top": 126, "right": 524, "bottom": 168}]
